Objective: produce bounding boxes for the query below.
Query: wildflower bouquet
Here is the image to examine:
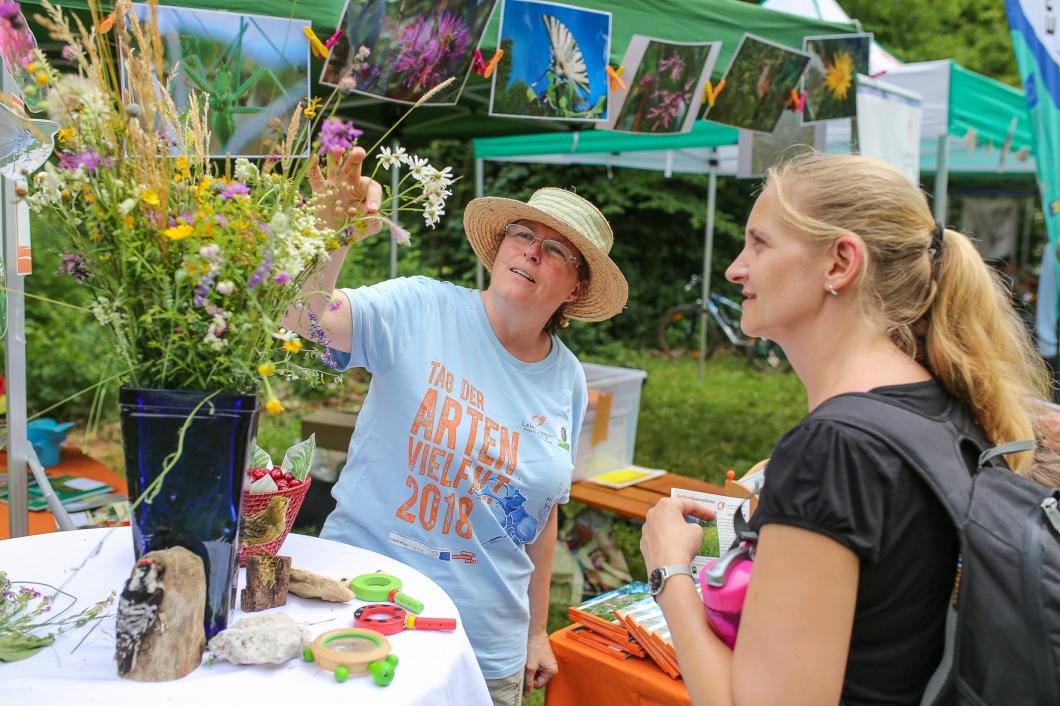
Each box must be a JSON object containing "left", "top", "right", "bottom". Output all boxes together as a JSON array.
[
  {"left": 23, "top": 1, "right": 454, "bottom": 409},
  {"left": 0, "top": 569, "right": 114, "bottom": 662}
]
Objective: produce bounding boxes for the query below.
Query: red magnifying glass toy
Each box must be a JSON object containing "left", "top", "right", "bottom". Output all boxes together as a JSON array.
[{"left": 354, "top": 603, "right": 457, "bottom": 636}]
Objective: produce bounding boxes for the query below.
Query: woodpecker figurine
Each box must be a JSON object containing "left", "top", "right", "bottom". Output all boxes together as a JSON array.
[{"left": 115, "top": 558, "right": 165, "bottom": 675}]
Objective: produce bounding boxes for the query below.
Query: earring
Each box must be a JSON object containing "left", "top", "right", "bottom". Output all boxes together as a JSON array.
[{"left": 825, "top": 282, "right": 839, "bottom": 297}]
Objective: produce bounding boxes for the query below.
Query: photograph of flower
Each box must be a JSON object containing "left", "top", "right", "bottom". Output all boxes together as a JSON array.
[
  {"left": 490, "top": 0, "right": 611, "bottom": 122},
  {"left": 802, "top": 33, "right": 871, "bottom": 123},
  {"left": 606, "top": 36, "right": 720, "bottom": 134},
  {"left": 320, "top": 0, "right": 497, "bottom": 106},
  {"left": 126, "top": 4, "right": 311, "bottom": 158},
  {"left": 703, "top": 34, "right": 810, "bottom": 134}
]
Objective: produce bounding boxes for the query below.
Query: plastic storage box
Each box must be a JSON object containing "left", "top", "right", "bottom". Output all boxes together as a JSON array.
[{"left": 574, "top": 363, "right": 648, "bottom": 480}]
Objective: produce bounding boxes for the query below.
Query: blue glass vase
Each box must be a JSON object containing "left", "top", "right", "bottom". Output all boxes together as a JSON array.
[{"left": 119, "top": 387, "right": 260, "bottom": 640}]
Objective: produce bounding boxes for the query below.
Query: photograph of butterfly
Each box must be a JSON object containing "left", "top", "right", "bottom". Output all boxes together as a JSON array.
[
  {"left": 703, "top": 34, "right": 811, "bottom": 134},
  {"left": 320, "top": 0, "right": 498, "bottom": 106},
  {"left": 490, "top": 0, "right": 611, "bottom": 122},
  {"left": 802, "top": 33, "right": 871, "bottom": 123},
  {"left": 605, "top": 36, "right": 720, "bottom": 135},
  {"left": 125, "top": 3, "right": 311, "bottom": 158}
]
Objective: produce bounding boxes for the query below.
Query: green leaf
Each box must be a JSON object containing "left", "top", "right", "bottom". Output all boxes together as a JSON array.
[
  {"left": 251, "top": 445, "right": 272, "bottom": 470},
  {"left": 0, "top": 633, "right": 54, "bottom": 662},
  {"left": 281, "top": 434, "right": 316, "bottom": 481},
  {"left": 525, "top": 87, "right": 537, "bottom": 104}
]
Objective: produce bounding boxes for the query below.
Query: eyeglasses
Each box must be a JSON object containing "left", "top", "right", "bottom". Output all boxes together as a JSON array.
[{"left": 503, "top": 223, "right": 580, "bottom": 270}]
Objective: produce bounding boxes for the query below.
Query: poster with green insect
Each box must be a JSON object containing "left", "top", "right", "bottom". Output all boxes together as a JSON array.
[
  {"left": 490, "top": 0, "right": 611, "bottom": 122},
  {"left": 126, "top": 4, "right": 311, "bottom": 158},
  {"left": 605, "top": 36, "right": 720, "bottom": 134},
  {"left": 703, "top": 34, "right": 810, "bottom": 134},
  {"left": 320, "top": 0, "right": 498, "bottom": 106}
]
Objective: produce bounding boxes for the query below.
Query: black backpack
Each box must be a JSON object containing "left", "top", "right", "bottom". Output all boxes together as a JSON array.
[{"left": 808, "top": 394, "right": 1060, "bottom": 706}]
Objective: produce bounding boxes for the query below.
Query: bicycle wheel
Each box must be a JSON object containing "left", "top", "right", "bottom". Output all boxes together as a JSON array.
[
  {"left": 657, "top": 305, "right": 720, "bottom": 359},
  {"left": 747, "top": 338, "right": 791, "bottom": 372}
]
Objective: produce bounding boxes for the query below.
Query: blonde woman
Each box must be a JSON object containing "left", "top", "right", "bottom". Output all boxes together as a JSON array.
[{"left": 640, "top": 152, "right": 1051, "bottom": 706}]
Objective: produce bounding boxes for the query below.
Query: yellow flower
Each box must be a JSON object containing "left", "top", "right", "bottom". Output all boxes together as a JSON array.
[
  {"left": 257, "top": 362, "right": 276, "bottom": 377},
  {"left": 35, "top": 72, "right": 49, "bottom": 86},
  {"left": 196, "top": 177, "right": 212, "bottom": 200},
  {"left": 824, "top": 50, "right": 855, "bottom": 101},
  {"left": 56, "top": 128, "right": 77, "bottom": 146},
  {"left": 303, "top": 97, "right": 323, "bottom": 118},
  {"left": 283, "top": 339, "right": 302, "bottom": 354},
  {"left": 123, "top": 215, "right": 134, "bottom": 227},
  {"left": 141, "top": 189, "right": 160, "bottom": 206},
  {"left": 163, "top": 224, "right": 193, "bottom": 240},
  {"left": 266, "top": 398, "right": 285, "bottom": 415}
]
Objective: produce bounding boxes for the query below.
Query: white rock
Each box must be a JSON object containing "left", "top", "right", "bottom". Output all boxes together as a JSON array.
[{"left": 207, "top": 614, "right": 309, "bottom": 664}]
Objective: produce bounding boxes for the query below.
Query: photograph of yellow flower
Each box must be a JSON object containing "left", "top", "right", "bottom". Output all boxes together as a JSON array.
[
  {"left": 802, "top": 33, "right": 871, "bottom": 123},
  {"left": 702, "top": 34, "right": 810, "bottom": 134}
]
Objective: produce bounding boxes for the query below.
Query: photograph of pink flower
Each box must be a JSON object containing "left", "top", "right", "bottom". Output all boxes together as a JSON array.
[
  {"left": 605, "top": 36, "right": 720, "bottom": 134},
  {"left": 320, "top": 0, "right": 497, "bottom": 106}
]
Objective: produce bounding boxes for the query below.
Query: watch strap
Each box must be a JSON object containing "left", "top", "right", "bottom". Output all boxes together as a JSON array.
[{"left": 650, "top": 564, "right": 694, "bottom": 596}]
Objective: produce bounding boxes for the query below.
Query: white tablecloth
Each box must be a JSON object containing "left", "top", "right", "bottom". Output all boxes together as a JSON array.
[{"left": 0, "top": 527, "right": 492, "bottom": 705}]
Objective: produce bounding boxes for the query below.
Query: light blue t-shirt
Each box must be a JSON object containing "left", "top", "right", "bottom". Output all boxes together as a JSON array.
[
  {"left": 321, "top": 276, "right": 587, "bottom": 679},
  {"left": 1037, "top": 244, "right": 1058, "bottom": 358}
]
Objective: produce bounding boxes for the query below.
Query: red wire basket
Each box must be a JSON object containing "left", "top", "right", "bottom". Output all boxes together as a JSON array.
[{"left": 239, "top": 476, "right": 312, "bottom": 566}]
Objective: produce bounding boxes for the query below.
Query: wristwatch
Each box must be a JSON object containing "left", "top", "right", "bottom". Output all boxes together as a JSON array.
[{"left": 648, "top": 564, "right": 694, "bottom": 597}]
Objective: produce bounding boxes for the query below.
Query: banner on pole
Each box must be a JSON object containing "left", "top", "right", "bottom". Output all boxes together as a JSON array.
[{"left": 854, "top": 74, "right": 923, "bottom": 184}]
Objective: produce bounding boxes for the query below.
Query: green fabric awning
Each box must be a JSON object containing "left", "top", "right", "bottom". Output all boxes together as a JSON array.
[{"left": 949, "top": 62, "right": 1033, "bottom": 149}]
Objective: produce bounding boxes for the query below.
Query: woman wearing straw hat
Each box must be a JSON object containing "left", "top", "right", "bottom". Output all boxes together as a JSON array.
[{"left": 286, "top": 147, "right": 627, "bottom": 705}]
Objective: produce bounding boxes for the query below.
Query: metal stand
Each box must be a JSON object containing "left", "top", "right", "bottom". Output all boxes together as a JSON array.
[{"left": 698, "top": 152, "right": 718, "bottom": 380}]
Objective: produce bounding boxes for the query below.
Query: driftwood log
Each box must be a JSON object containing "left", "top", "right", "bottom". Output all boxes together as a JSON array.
[
  {"left": 115, "top": 546, "right": 205, "bottom": 681},
  {"left": 288, "top": 567, "right": 355, "bottom": 602},
  {"left": 240, "top": 555, "right": 292, "bottom": 612}
]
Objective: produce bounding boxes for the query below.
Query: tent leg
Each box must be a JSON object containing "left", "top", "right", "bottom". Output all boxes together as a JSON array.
[
  {"left": 475, "top": 158, "right": 484, "bottom": 290},
  {"left": 699, "top": 157, "right": 718, "bottom": 380},
  {"left": 933, "top": 135, "right": 950, "bottom": 223},
  {"left": 389, "top": 139, "right": 400, "bottom": 279},
  {"left": 3, "top": 60, "right": 28, "bottom": 536}
]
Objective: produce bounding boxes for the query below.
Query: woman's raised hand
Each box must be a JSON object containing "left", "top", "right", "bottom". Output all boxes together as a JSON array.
[
  {"left": 309, "top": 147, "right": 384, "bottom": 239},
  {"left": 640, "top": 497, "right": 716, "bottom": 573}
]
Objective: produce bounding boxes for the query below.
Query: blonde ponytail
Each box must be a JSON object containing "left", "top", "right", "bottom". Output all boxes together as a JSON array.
[{"left": 766, "top": 152, "right": 1049, "bottom": 473}]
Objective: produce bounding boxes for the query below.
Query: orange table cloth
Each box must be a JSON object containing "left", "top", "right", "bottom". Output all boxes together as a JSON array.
[
  {"left": 545, "top": 624, "right": 691, "bottom": 706},
  {"left": 1, "top": 446, "right": 127, "bottom": 538}
]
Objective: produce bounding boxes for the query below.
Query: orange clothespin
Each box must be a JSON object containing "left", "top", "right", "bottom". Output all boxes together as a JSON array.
[
  {"left": 606, "top": 65, "right": 626, "bottom": 92},
  {"left": 324, "top": 29, "right": 345, "bottom": 51},
  {"left": 482, "top": 49, "right": 503, "bottom": 79},
  {"left": 304, "top": 27, "right": 330, "bottom": 60},
  {"left": 97, "top": 9, "right": 117, "bottom": 34}
]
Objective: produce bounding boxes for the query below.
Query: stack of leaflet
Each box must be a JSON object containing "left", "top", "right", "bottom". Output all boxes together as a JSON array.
[
  {"left": 0, "top": 473, "right": 119, "bottom": 512},
  {"left": 614, "top": 585, "right": 704, "bottom": 679},
  {"left": 566, "top": 582, "right": 649, "bottom": 662}
]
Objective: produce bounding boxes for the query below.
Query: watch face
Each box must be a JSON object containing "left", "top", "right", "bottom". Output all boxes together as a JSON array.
[{"left": 648, "top": 567, "right": 664, "bottom": 596}]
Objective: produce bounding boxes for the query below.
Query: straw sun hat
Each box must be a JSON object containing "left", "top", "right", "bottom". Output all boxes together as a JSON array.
[{"left": 462, "top": 188, "right": 628, "bottom": 322}]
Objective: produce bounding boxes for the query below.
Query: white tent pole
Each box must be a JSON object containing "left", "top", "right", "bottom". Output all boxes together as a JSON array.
[
  {"left": 933, "top": 134, "right": 950, "bottom": 223},
  {"left": 3, "top": 62, "right": 29, "bottom": 537},
  {"left": 475, "top": 158, "right": 484, "bottom": 290},
  {"left": 389, "top": 139, "right": 400, "bottom": 279},
  {"left": 699, "top": 152, "right": 718, "bottom": 380}
]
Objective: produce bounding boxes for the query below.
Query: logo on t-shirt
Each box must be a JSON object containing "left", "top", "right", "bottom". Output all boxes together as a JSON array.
[{"left": 557, "top": 424, "right": 570, "bottom": 451}]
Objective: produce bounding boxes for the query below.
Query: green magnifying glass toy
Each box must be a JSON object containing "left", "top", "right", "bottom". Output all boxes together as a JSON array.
[{"left": 349, "top": 572, "right": 424, "bottom": 615}]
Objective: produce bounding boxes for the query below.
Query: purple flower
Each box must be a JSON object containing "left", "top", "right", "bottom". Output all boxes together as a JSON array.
[
  {"left": 220, "top": 182, "right": 250, "bottom": 199},
  {"left": 317, "top": 117, "right": 363, "bottom": 155},
  {"left": 60, "top": 44, "right": 78, "bottom": 62},
  {"left": 273, "top": 271, "right": 291, "bottom": 285},
  {"left": 247, "top": 250, "right": 272, "bottom": 290},
  {"left": 391, "top": 10, "right": 471, "bottom": 91},
  {"left": 56, "top": 250, "right": 90, "bottom": 283},
  {"left": 659, "top": 53, "right": 686, "bottom": 82},
  {"left": 327, "top": 297, "right": 343, "bottom": 311},
  {"left": 306, "top": 309, "right": 337, "bottom": 369},
  {"left": 18, "top": 586, "right": 41, "bottom": 599},
  {"left": 58, "top": 150, "right": 106, "bottom": 174}
]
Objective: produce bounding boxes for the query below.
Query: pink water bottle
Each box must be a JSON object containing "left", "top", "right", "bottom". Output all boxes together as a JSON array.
[{"left": 700, "top": 541, "right": 754, "bottom": 649}]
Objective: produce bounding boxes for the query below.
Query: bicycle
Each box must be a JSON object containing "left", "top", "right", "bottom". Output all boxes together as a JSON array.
[{"left": 657, "top": 276, "right": 789, "bottom": 372}]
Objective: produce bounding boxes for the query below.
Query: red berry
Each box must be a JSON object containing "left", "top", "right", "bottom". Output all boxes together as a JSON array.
[
  {"left": 283, "top": 472, "right": 294, "bottom": 482},
  {"left": 288, "top": 478, "right": 301, "bottom": 487},
  {"left": 251, "top": 468, "right": 267, "bottom": 480},
  {"left": 276, "top": 480, "right": 289, "bottom": 490},
  {"left": 269, "top": 467, "right": 284, "bottom": 480}
]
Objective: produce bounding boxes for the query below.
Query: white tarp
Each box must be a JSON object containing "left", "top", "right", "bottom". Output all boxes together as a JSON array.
[{"left": 855, "top": 74, "right": 923, "bottom": 182}]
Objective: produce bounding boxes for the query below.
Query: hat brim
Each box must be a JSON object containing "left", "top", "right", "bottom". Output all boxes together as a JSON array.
[{"left": 462, "top": 196, "right": 628, "bottom": 322}]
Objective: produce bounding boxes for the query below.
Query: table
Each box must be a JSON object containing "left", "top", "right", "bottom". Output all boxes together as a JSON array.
[
  {"left": 1, "top": 446, "right": 128, "bottom": 538},
  {"left": 570, "top": 473, "right": 728, "bottom": 521},
  {"left": 545, "top": 624, "right": 691, "bottom": 706},
  {"left": 0, "top": 527, "right": 491, "bottom": 705}
]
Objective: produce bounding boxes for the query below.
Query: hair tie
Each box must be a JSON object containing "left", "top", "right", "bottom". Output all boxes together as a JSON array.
[{"left": 929, "top": 221, "right": 945, "bottom": 259}]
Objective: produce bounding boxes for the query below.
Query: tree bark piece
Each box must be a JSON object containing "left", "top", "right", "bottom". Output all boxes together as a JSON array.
[
  {"left": 288, "top": 567, "right": 355, "bottom": 603},
  {"left": 241, "top": 555, "right": 292, "bottom": 612},
  {"left": 116, "top": 546, "right": 205, "bottom": 682}
]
